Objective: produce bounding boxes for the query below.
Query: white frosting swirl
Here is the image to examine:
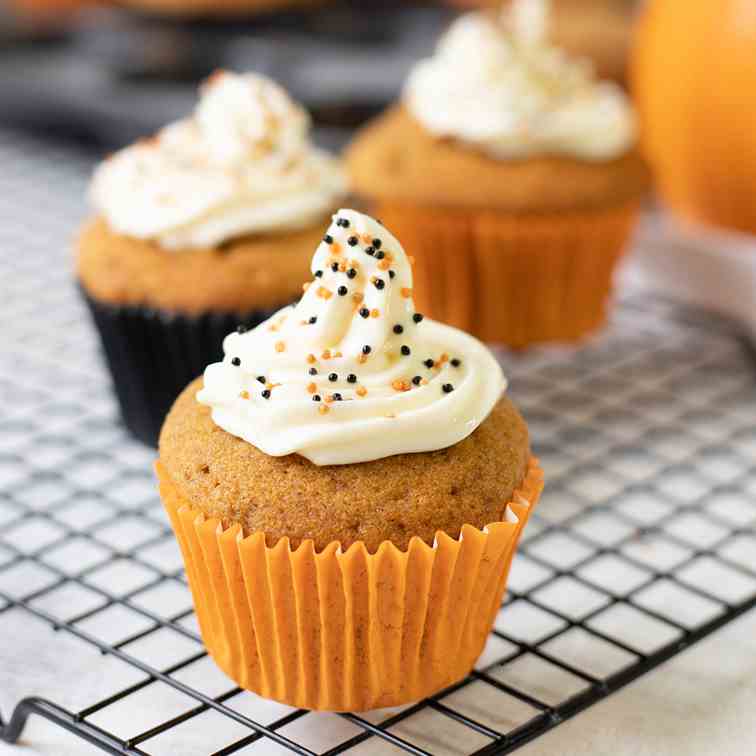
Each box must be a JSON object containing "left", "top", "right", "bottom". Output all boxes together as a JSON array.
[
  {"left": 403, "top": 1, "right": 636, "bottom": 161},
  {"left": 90, "top": 71, "right": 346, "bottom": 249},
  {"left": 197, "top": 209, "right": 506, "bottom": 466}
]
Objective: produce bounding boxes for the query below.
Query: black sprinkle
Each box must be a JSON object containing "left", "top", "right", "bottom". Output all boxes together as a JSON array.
[
  {"left": 413, "top": 313, "right": 424, "bottom": 323},
  {"left": 362, "top": 345, "right": 372, "bottom": 355},
  {"left": 309, "top": 367, "right": 317, "bottom": 376},
  {"left": 315, "top": 270, "right": 323, "bottom": 278},
  {"left": 412, "top": 375, "right": 422, "bottom": 385},
  {"left": 346, "top": 268, "right": 357, "bottom": 279},
  {"left": 328, "top": 373, "right": 338, "bottom": 382},
  {"left": 401, "top": 345, "right": 411, "bottom": 356},
  {"left": 451, "top": 358, "right": 461, "bottom": 367},
  {"left": 372, "top": 238, "right": 382, "bottom": 249},
  {"left": 424, "top": 358, "right": 434, "bottom": 369},
  {"left": 237, "top": 324, "right": 249, "bottom": 334},
  {"left": 331, "top": 262, "right": 340, "bottom": 272},
  {"left": 393, "top": 324, "right": 404, "bottom": 334},
  {"left": 337, "top": 286, "right": 348, "bottom": 296},
  {"left": 333, "top": 393, "right": 343, "bottom": 401},
  {"left": 262, "top": 389, "right": 271, "bottom": 399},
  {"left": 323, "top": 234, "right": 333, "bottom": 244},
  {"left": 364, "top": 246, "right": 375, "bottom": 256},
  {"left": 231, "top": 357, "right": 241, "bottom": 367},
  {"left": 336, "top": 218, "right": 350, "bottom": 228},
  {"left": 442, "top": 383, "right": 454, "bottom": 394},
  {"left": 312, "top": 394, "right": 321, "bottom": 402},
  {"left": 373, "top": 279, "right": 385, "bottom": 290},
  {"left": 347, "top": 374, "right": 357, "bottom": 383},
  {"left": 359, "top": 307, "right": 370, "bottom": 319},
  {"left": 375, "top": 250, "right": 385, "bottom": 260},
  {"left": 347, "top": 236, "right": 359, "bottom": 246},
  {"left": 256, "top": 375, "right": 266, "bottom": 384},
  {"left": 389, "top": 270, "right": 396, "bottom": 279},
  {"left": 309, "top": 316, "right": 317, "bottom": 324}
]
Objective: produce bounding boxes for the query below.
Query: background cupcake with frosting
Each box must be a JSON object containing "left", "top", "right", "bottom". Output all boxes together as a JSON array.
[
  {"left": 347, "top": 0, "right": 647, "bottom": 348},
  {"left": 77, "top": 70, "right": 346, "bottom": 446},
  {"left": 157, "top": 208, "right": 543, "bottom": 711}
]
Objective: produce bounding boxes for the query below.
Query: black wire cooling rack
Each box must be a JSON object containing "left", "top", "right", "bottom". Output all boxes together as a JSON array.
[{"left": 1, "top": 128, "right": 756, "bottom": 755}]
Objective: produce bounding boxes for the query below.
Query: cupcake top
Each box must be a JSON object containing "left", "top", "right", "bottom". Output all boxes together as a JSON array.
[
  {"left": 403, "top": 0, "right": 636, "bottom": 161},
  {"left": 90, "top": 70, "right": 346, "bottom": 250},
  {"left": 197, "top": 209, "right": 506, "bottom": 465}
]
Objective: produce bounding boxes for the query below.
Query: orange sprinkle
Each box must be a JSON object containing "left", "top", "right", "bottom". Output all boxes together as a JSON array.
[
  {"left": 391, "top": 379, "right": 410, "bottom": 392},
  {"left": 339, "top": 261, "right": 347, "bottom": 272},
  {"left": 266, "top": 382, "right": 280, "bottom": 390},
  {"left": 439, "top": 353, "right": 449, "bottom": 363},
  {"left": 349, "top": 259, "right": 360, "bottom": 268},
  {"left": 319, "top": 404, "right": 330, "bottom": 415},
  {"left": 333, "top": 351, "right": 343, "bottom": 358},
  {"left": 360, "top": 233, "right": 372, "bottom": 244},
  {"left": 378, "top": 260, "right": 391, "bottom": 271},
  {"left": 352, "top": 292, "right": 364, "bottom": 304},
  {"left": 317, "top": 286, "right": 332, "bottom": 300},
  {"left": 307, "top": 353, "right": 316, "bottom": 364},
  {"left": 275, "top": 341, "right": 285, "bottom": 353},
  {"left": 325, "top": 394, "right": 334, "bottom": 404},
  {"left": 302, "top": 281, "right": 311, "bottom": 292},
  {"left": 401, "top": 287, "right": 412, "bottom": 299},
  {"left": 330, "top": 242, "right": 342, "bottom": 255},
  {"left": 357, "top": 354, "right": 368, "bottom": 364},
  {"left": 239, "top": 390, "right": 250, "bottom": 400},
  {"left": 370, "top": 309, "right": 380, "bottom": 318},
  {"left": 356, "top": 386, "right": 368, "bottom": 397},
  {"left": 421, "top": 378, "right": 429, "bottom": 385},
  {"left": 307, "top": 383, "right": 317, "bottom": 394},
  {"left": 321, "top": 349, "right": 331, "bottom": 360}
]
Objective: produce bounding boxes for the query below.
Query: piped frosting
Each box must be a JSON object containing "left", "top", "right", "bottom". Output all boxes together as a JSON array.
[
  {"left": 90, "top": 70, "right": 346, "bottom": 249},
  {"left": 197, "top": 209, "right": 506, "bottom": 466},
  {"left": 403, "top": 0, "right": 636, "bottom": 161}
]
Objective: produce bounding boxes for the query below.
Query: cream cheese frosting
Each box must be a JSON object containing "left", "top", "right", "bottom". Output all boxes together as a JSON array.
[
  {"left": 403, "top": 0, "right": 636, "bottom": 161},
  {"left": 90, "top": 71, "right": 346, "bottom": 250},
  {"left": 197, "top": 209, "right": 506, "bottom": 466}
]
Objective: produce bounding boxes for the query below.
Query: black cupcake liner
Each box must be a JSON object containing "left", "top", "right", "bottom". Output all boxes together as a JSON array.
[{"left": 80, "top": 285, "right": 283, "bottom": 447}]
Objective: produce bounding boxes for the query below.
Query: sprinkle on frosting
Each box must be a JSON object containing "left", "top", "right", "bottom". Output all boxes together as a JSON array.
[
  {"left": 197, "top": 209, "right": 507, "bottom": 465},
  {"left": 90, "top": 70, "right": 346, "bottom": 249},
  {"left": 403, "top": 0, "right": 636, "bottom": 161}
]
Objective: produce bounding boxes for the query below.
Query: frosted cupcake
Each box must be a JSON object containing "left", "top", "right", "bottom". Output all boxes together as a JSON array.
[
  {"left": 347, "top": 0, "right": 647, "bottom": 348},
  {"left": 77, "top": 70, "right": 346, "bottom": 446},
  {"left": 158, "top": 209, "right": 543, "bottom": 711}
]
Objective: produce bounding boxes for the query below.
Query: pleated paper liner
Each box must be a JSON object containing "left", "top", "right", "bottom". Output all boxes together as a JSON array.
[
  {"left": 80, "top": 285, "right": 285, "bottom": 448},
  {"left": 158, "top": 457, "right": 543, "bottom": 712},
  {"left": 371, "top": 200, "right": 641, "bottom": 349}
]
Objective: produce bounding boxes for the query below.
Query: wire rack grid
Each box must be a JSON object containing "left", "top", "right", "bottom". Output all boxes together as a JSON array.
[{"left": 0, "top": 128, "right": 756, "bottom": 756}]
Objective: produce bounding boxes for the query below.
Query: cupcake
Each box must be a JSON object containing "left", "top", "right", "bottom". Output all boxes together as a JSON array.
[
  {"left": 346, "top": 0, "right": 647, "bottom": 348},
  {"left": 77, "top": 70, "right": 346, "bottom": 446},
  {"left": 157, "top": 209, "right": 543, "bottom": 711}
]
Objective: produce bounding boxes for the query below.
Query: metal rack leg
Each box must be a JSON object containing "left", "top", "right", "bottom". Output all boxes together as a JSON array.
[{"left": 1, "top": 697, "right": 145, "bottom": 755}]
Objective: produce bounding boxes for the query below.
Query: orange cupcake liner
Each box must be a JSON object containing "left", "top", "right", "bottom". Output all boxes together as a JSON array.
[
  {"left": 157, "top": 457, "right": 543, "bottom": 712},
  {"left": 371, "top": 200, "right": 641, "bottom": 348}
]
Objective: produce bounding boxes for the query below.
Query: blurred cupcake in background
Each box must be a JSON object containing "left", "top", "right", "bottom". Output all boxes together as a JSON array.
[
  {"left": 78, "top": 70, "right": 346, "bottom": 446},
  {"left": 116, "top": 0, "right": 329, "bottom": 17},
  {"left": 347, "top": 0, "right": 647, "bottom": 348}
]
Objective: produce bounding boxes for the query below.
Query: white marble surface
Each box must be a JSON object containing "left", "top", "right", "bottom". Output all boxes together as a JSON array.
[{"left": 2, "top": 607, "right": 755, "bottom": 755}]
